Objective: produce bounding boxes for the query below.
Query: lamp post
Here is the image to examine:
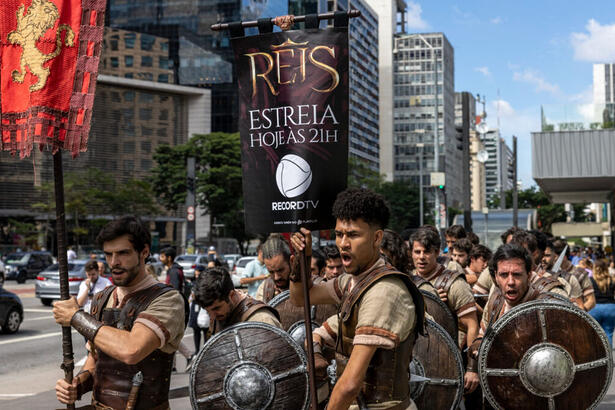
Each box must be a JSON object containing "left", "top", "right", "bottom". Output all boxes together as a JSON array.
[
  {"left": 417, "top": 143, "right": 425, "bottom": 226},
  {"left": 417, "top": 34, "right": 439, "bottom": 229}
]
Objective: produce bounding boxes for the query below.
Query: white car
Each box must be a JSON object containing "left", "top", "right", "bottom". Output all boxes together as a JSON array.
[
  {"left": 233, "top": 256, "right": 257, "bottom": 277},
  {"left": 224, "top": 254, "right": 242, "bottom": 270}
]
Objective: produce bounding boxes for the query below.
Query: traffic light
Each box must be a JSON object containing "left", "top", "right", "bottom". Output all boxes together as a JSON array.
[{"left": 455, "top": 124, "right": 464, "bottom": 151}]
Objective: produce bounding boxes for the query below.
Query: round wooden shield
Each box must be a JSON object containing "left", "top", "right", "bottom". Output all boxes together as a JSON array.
[
  {"left": 410, "top": 319, "right": 464, "bottom": 410},
  {"left": 421, "top": 290, "right": 458, "bottom": 344},
  {"left": 189, "top": 322, "right": 310, "bottom": 409},
  {"left": 268, "top": 290, "right": 305, "bottom": 331},
  {"left": 478, "top": 300, "right": 612, "bottom": 410}
]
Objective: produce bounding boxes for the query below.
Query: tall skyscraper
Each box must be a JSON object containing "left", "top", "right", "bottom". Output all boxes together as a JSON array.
[
  {"left": 482, "top": 129, "right": 514, "bottom": 206},
  {"left": 107, "top": 0, "right": 289, "bottom": 133},
  {"left": 392, "top": 32, "right": 462, "bottom": 208},
  {"left": 364, "top": 0, "right": 407, "bottom": 181},
  {"left": 593, "top": 63, "right": 615, "bottom": 125}
]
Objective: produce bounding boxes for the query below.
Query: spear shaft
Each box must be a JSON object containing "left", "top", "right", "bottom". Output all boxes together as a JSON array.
[{"left": 53, "top": 152, "right": 75, "bottom": 410}]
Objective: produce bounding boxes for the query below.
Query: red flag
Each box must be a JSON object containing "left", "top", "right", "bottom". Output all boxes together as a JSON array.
[{"left": 0, "top": 0, "right": 106, "bottom": 158}]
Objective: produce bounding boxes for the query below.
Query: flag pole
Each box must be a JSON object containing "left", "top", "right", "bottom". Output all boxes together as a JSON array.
[
  {"left": 298, "top": 246, "right": 318, "bottom": 409},
  {"left": 53, "top": 152, "right": 75, "bottom": 410}
]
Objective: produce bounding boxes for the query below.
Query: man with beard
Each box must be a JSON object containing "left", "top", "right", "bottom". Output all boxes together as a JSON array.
[
  {"left": 194, "top": 266, "right": 281, "bottom": 334},
  {"left": 323, "top": 245, "right": 344, "bottom": 280},
  {"left": 468, "top": 244, "right": 558, "bottom": 364},
  {"left": 451, "top": 238, "right": 473, "bottom": 270},
  {"left": 543, "top": 239, "right": 595, "bottom": 311},
  {"left": 290, "top": 188, "right": 424, "bottom": 410},
  {"left": 410, "top": 228, "right": 480, "bottom": 393},
  {"left": 255, "top": 236, "right": 292, "bottom": 303},
  {"left": 53, "top": 216, "right": 186, "bottom": 409}
]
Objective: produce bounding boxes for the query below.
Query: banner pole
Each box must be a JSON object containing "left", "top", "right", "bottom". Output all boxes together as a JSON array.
[
  {"left": 299, "top": 248, "right": 318, "bottom": 410},
  {"left": 53, "top": 152, "right": 75, "bottom": 410},
  {"left": 211, "top": 9, "right": 361, "bottom": 31}
]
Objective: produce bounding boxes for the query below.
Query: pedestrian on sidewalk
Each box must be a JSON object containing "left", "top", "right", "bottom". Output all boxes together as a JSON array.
[
  {"left": 589, "top": 259, "right": 615, "bottom": 346},
  {"left": 76, "top": 260, "right": 111, "bottom": 314}
]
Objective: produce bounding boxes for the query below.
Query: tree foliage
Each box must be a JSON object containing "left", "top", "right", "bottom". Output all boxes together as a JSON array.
[{"left": 150, "top": 132, "right": 249, "bottom": 250}]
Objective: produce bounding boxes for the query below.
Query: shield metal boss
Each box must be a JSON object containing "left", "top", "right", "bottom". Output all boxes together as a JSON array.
[
  {"left": 478, "top": 300, "right": 612, "bottom": 410},
  {"left": 288, "top": 320, "right": 320, "bottom": 349},
  {"left": 189, "top": 322, "right": 310, "bottom": 410},
  {"left": 268, "top": 290, "right": 306, "bottom": 331},
  {"left": 410, "top": 319, "right": 464, "bottom": 410},
  {"left": 421, "top": 290, "right": 458, "bottom": 344}
]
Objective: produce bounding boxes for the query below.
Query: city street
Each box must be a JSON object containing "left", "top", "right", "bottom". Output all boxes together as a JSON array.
[
  {"left": 2, "top": 280, "right": 615, "bottom": 409},
  {"left": 0, "top": 281, "right": 192, "bottom": 409}
]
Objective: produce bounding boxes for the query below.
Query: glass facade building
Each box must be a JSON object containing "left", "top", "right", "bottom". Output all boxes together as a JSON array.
[{"left": 393, "top": 32, "right": 463, "bottom": 208}]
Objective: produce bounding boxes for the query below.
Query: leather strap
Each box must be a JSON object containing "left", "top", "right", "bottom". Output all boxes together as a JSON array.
[{"left": 71, "top": 310, "right": 104, "bottom": 342}]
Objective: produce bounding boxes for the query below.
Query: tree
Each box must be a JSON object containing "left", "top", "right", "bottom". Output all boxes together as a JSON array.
[
  {"left": 150, "top": 132, "right": 250, "bottom": 253},
  {"left": 375, "top": 181, "right": 425, "bottom": 232},
  {"left": 347, "top": 156, "right": 383, "bottom": 190}
]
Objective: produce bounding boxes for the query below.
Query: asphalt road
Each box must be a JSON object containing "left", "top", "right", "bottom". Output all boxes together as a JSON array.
[
  {"left": 1, "top": 280, "right": 615, "bottom": 409},
  {"left": 0, "top": 280, "right": 192, "bottom": 409}
]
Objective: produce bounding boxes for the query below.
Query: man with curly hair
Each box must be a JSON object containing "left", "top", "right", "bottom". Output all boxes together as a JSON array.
[{"left": 290, "top": 188, "right": 424, "bottom": 409}]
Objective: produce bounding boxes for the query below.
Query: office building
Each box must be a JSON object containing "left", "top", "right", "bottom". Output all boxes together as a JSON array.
[
  {"left": 593, "top": 63, "right": 615, "bottom": 125},
  {"left": 393, "top": 32, "right": 462, "bottom": 208},
  {"left": 365, "top": 0, "right": 407, "bottom": 180},
  {"left": 483, "top": 128, "right": 514, "bottom": 206},
  {"left": 469, "top": 130, "right": 486, "bottom": 210}
]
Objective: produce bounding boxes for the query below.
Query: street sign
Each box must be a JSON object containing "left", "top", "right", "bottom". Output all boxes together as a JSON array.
[
  {"left": 187, "top": 206, "right": 195, "bottom": 214},
  {"left": 187, "top": 214, "right": 195, "bottom": 221},
  {"left": 430, "top": 172, "right": 445, "bottom": 187}
]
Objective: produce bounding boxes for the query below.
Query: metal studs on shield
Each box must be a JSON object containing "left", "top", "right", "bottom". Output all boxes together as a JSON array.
[{"left": 189, "top": 322, "right": 310, "bottom": 409}]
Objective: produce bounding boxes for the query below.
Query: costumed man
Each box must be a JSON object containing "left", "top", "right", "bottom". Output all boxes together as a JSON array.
[
  {"left": 421, "top": 224, "right": 465, "bottom": 275},
  {"left": 193, "top": 266, "right": 281, "bottom": 334},
  {"left": 508, "top": 230, "right": 577, "bottom": 303},
  {"left": 410, "top": 227, "right": 480, "bottom": 393},
  {"left": 451, "top": 238, "right": 473, "bottom": 272},
  {"left": 465, "top": 244, "right": 492, "bottom": 289},
  {"left": 54, "top": 216, "right": 186, "bottom": 409},
  {"left": 381, "top": 229, "right": 438, "bottom": 297},
  {"left": 255, "top": 236, "right": 291, "bottom": 303},
  {"left": 290, "top": 188, "right": 424, "bottom": 410},
  {"left": 546, "top": 239, "right": 596, "bottom": 311},
  {"left": 311, "top": 248, "right": 327, "bottom": 281},
  {"left": 323, "top": 245, "right": 344, "bottom": 280},
  {"left": 469, "top": 243, "right": 558, "bottom": 364}
]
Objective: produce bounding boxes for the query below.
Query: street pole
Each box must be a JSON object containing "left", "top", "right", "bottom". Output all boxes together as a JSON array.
[
  {"left": 186, "top": 157, "right": 196, "bottom": 252},
  {"left": 462, "top": 92, "right": 473, "bottom": 232},
  {"left": 512, "top": 136, "right": 518, "bottom": 227},
  {"left": 418, "top": 34, "right": 439, "bottom": 230},
  {"left": 417, "top": 143, "right": 424, "bottom": 226}
]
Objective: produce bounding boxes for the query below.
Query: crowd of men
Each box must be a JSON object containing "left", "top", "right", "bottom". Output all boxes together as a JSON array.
[{"left": 52, "top": 187, "right": 608, "bottom": 410}]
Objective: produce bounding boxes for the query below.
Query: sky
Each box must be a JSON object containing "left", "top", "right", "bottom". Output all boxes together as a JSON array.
[{"left": 403, "top": 0, "right": 615, "bottom": 188}]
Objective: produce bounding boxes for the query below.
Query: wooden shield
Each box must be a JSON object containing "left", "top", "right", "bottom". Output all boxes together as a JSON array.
[
  {"left": 189, "top": 322, "right": 310, "bottom": 409},
  {"left": 421, "top": 290, "right": 458, "bottom": 344},
  {"left": 410, "top": 319, "right": 464, "bottom": 410},
  {"left": 268, "top": 290, "right": 305, "bottom": 331},
  {"left": 478, "top": 300, "right": 612, "bottom": 410}
]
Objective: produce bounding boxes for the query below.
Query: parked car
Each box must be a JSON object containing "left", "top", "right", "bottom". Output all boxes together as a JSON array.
[
  {"left": 224, "top": 254, "right": 242, "bottom": 270},
  {"left": 35, "top": 259, "right": 89, "bottom": 306},
  {"left": 0, "top": 287, "right": 23, "bottom": 334},
  {"left": 175, "top": 254, "right": 214, "bottom": 279},
  {"left": 233, "top": 256, "right": 257, "bottom": 277},
  {"left": 4, "top": 251, "right": 54, "bottom": 283},
  {"left": 0, "top": 260, "right": 5, "bottom": 288}
]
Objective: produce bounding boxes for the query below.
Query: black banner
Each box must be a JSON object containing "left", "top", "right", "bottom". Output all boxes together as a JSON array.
[{"left": 233, "top": 28, "right": 349, "bottom": 234}]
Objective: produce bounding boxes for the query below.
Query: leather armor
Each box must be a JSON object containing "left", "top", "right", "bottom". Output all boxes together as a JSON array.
[
  {"left": 335, "top": 265, "right": 425, "bottom": 405},
  {"left": 211, "top": 295, "right": 280, "bottom": 335},
  {"left": 89, "top": 283, "right": 183, "bottom": 410}
]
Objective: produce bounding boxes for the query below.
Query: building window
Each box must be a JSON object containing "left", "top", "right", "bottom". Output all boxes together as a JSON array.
[
  {"left": 141, "top": 34, "right": 155, "bottom": 51},
  {"left": 125, "top": 55, "right": 133, "bottom": 67},
  {"left": 123, "top": 141, "right": 135, "bottom": 153},
  {"left": 159, "top": 109, "right": 169, "bottom": 121},
  {"left": 139, "top": 92, "right": 154, "bottom": 103},
  {"left": 161, "top": 41, "right": 169, "bottom": 52},
  {"left": 139, "top": 108, "right": 152, "bottom": 120},
  {"left": 124, "top": 33, "right": 135, "bottom": 49},
  {"left": 110, "top": 57, "right": 119, "bottom": 68},
  {"left": 123, "top": 160, "right": 135, "bottom": 171},
  {"left": 141, "top": 141, "right": 151, "bottom": 153},
  {"left": 141, "top": 159, "right": 152, "bottom": 170},
  {"left": 124, "top": 72, "right": 133, "bottom": 78},
  {"left": 158, "top": 74, "right": 169, "bottom": 83},
  {"left": 123, "top": 91, "right": 135, "bottom": 102},
  {"left": 159, "top": 57, "right": 169, "bottom": 69},
  {"left": 110, "top": 39, "right": 118, "bottom": 51},
  {"left": 141, "top": 56, "right": 153, "bottom": 67}
]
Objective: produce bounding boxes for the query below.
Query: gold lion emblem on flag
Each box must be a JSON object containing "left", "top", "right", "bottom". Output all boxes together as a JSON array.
[{"left": 7, "top": 0, "right": 75, "bottom": 92}]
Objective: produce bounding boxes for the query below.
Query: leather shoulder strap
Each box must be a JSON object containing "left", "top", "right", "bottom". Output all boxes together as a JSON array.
[
  {"left": 485, "top": 288, "right": 505, "bottom": 330},
  {"left": 263, "top": 277, "right": 276, "bottom": 302},
  {"left": 533, "top": 276, "right": 562, "bottom": 293},
  {"left": 432, "top": 266, "right": 465, "bottom": 294},
  {"left": 339, "top": 264, "right": 425, "bottom": 336},
  {"left": 239, "top": 296, "right": 281, "bottom": 322},
  {"left": 90, "top": 285, "right": 116, "bottom": 320},
  {"left": 119, "top": 283, "right": 178, "bottom": 330},
  {"left": 410, "top": 274, "right": 430, "bottom": 288}
]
